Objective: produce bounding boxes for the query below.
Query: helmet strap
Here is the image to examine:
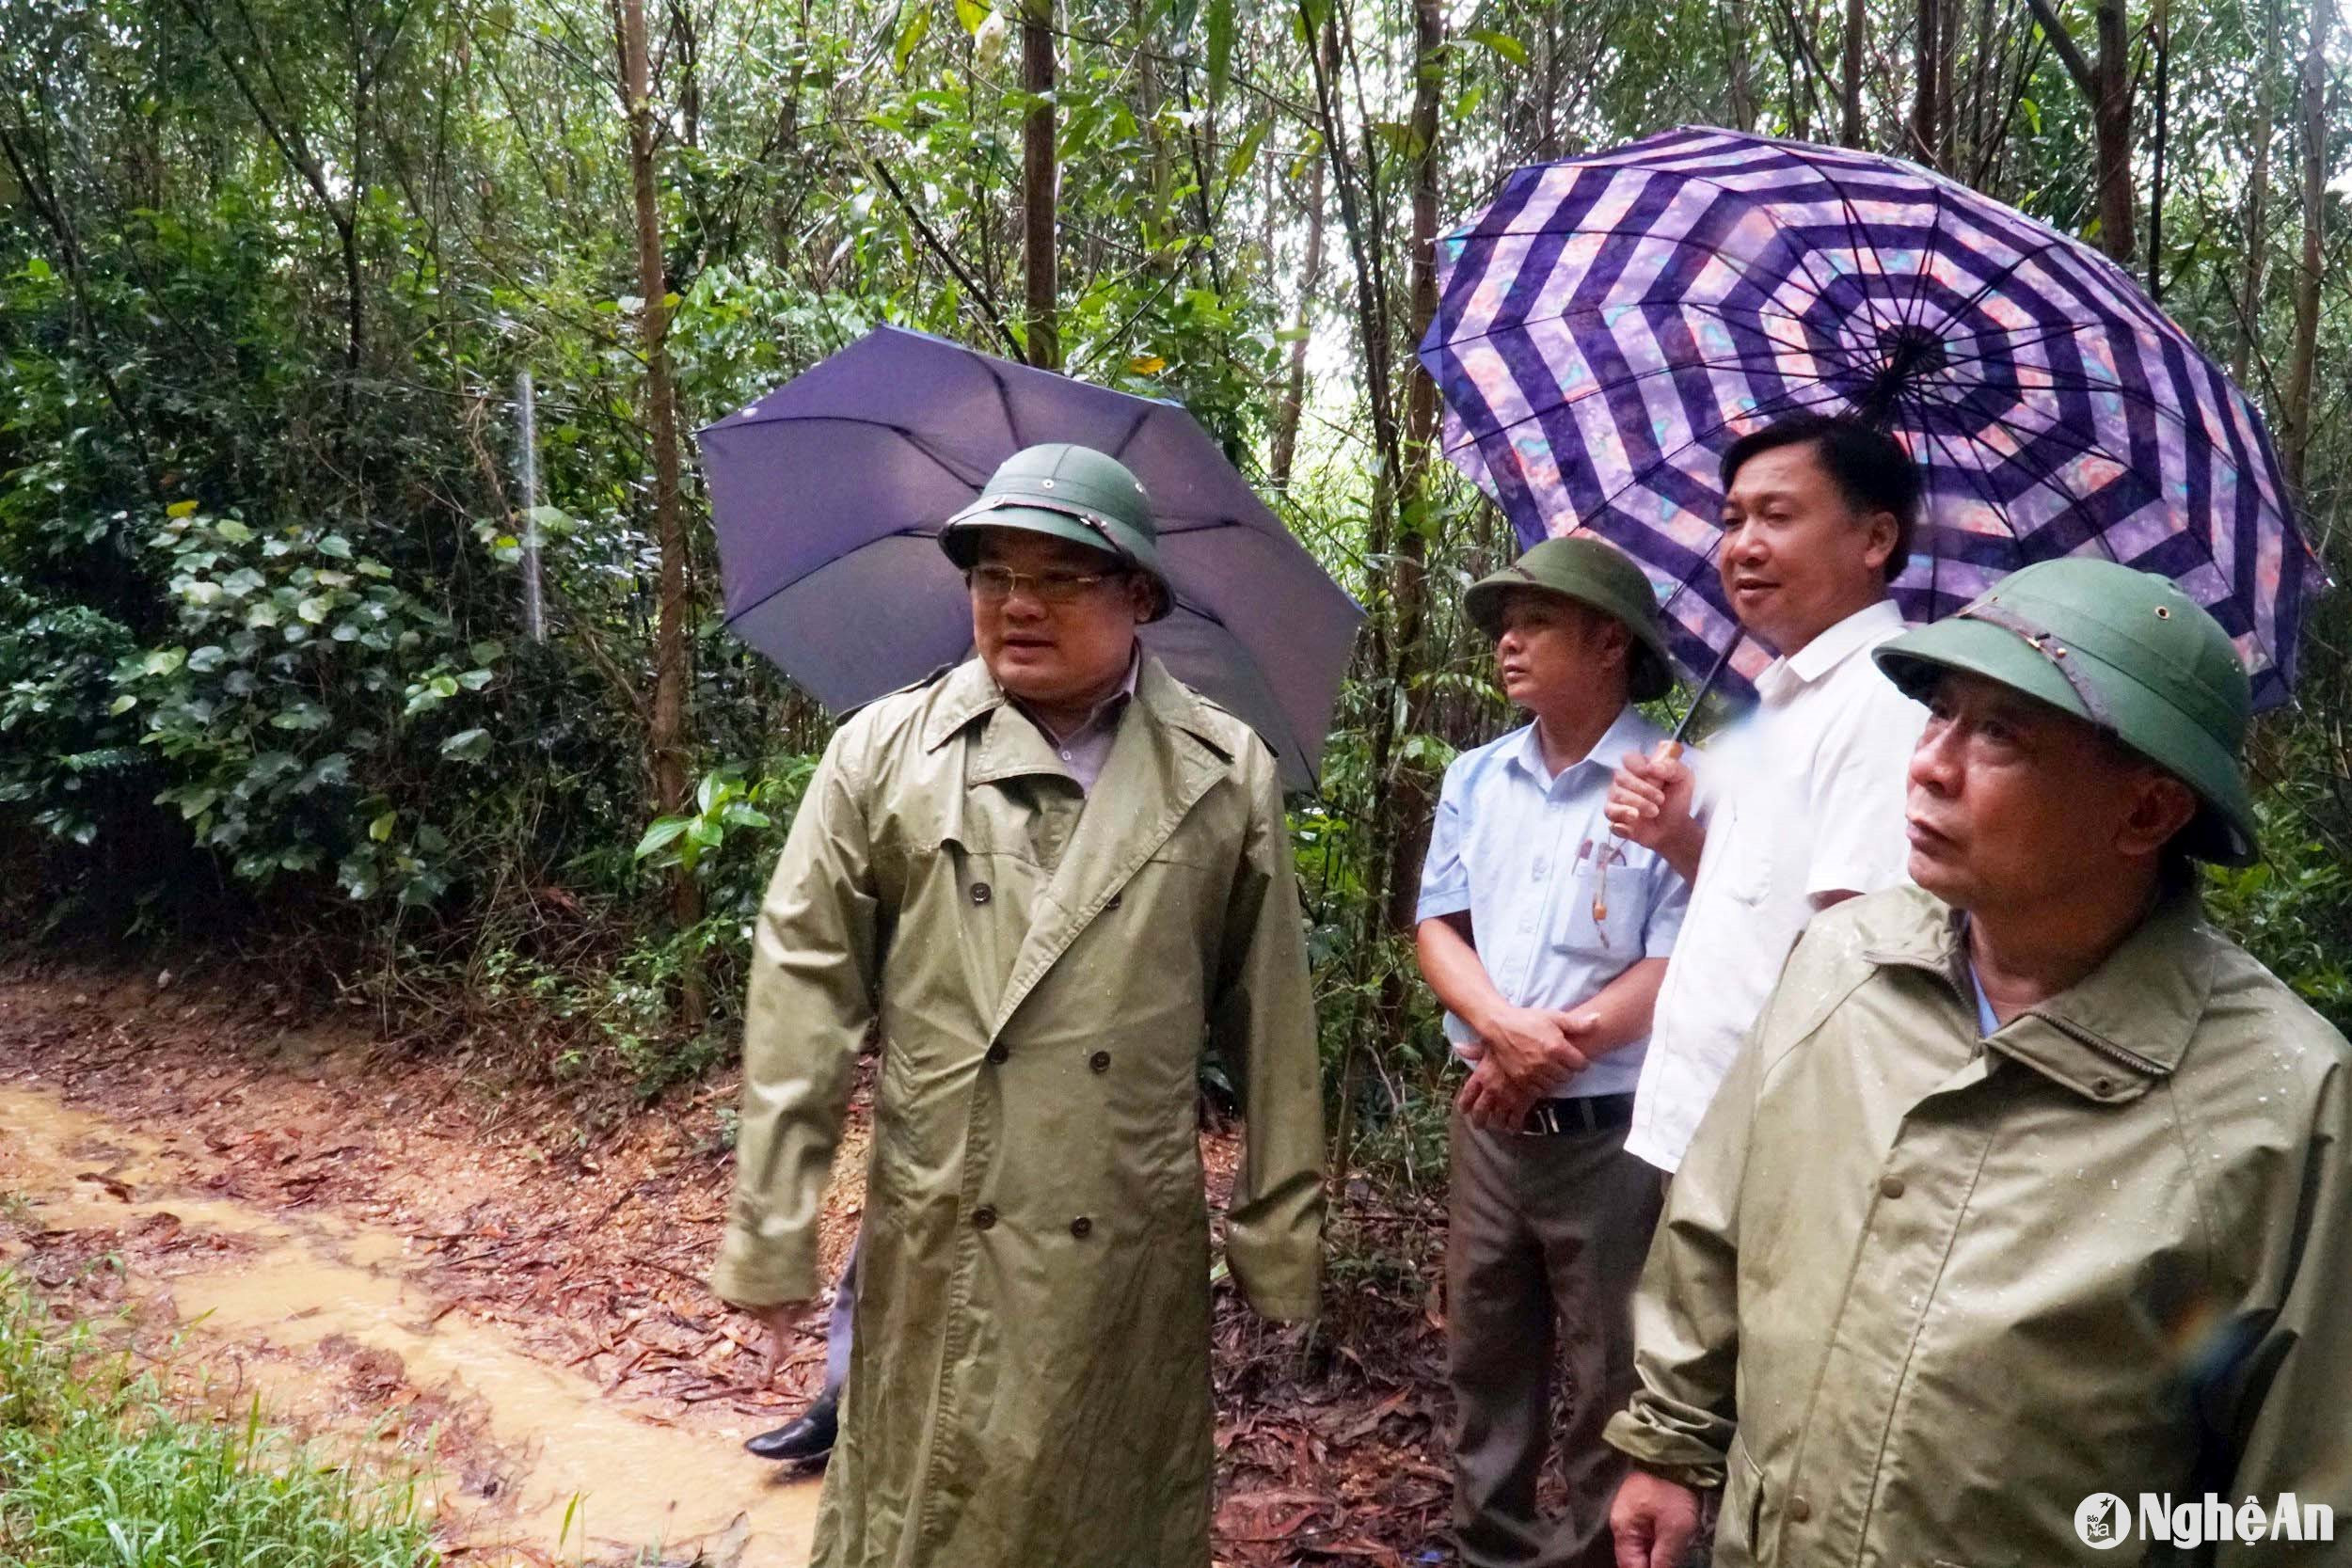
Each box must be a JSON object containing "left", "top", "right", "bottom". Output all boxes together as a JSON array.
[{"left": 1959, "top": 601, "right": 2118, "bottom": 731}]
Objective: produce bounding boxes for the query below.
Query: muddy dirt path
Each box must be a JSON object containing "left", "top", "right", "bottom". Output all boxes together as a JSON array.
[
  {"left": 0, "top": 968, "right": 1454, "bottom": 1567},
  {"left": 0, "top": 980, "right": 830, "bottom": 1565}
]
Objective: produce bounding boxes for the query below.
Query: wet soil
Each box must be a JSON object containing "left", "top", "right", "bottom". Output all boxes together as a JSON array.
[{"left": 0, "top": 966, "right": 1453, "bottom": 1566}]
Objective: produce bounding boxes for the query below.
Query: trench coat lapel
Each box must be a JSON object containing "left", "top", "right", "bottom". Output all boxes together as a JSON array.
[{"left": 989, "top": 655, "right": 1231, "bottom": 1037}]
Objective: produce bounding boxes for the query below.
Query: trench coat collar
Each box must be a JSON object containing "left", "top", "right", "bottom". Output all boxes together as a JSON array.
[
  {"left": 919, "top": 653, "right": 1238, "bottom": 1037},
  {"left": 1866, "top": 886, "right": 2216, "bottom": 1104}
]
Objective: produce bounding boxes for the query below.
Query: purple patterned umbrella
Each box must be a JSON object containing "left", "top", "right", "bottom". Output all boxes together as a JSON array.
[{"left": 1420, "top": 125, "right": 2325, "bottom": 709}]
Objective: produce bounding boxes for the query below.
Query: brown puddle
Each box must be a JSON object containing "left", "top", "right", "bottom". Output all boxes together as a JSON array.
[{"left": 0, "top": 1082, "right": 822, "bottom": 1563}]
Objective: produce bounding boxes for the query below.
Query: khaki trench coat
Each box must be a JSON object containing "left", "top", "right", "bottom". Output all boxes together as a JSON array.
[
  {"left": 710, "top": 653, "right": 1325, "bottom": 1568},
  {"left": 1605, "top": 884, "right": 2352, "bottom": 1567}
]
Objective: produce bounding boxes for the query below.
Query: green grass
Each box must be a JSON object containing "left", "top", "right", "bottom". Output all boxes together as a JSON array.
[{"left": 0, "top": 1275, "right": 437, "bottom": 1567}]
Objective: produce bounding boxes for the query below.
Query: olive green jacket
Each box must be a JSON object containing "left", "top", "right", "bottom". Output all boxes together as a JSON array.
[
  {"left": 1605, "top": 884, "right": 2352, "bottom": 1567},
  {"left": 710, "top": 653, "right": 1325, "bottom": 1568}
]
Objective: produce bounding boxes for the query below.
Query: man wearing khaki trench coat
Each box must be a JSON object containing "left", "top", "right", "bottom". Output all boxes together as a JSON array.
[
  {"left": 1605, "top": 561, "right": 2352, "bottom": 1568},
  {"left": 710, "top": 443, "right": 1326, "bottom": 1568}
]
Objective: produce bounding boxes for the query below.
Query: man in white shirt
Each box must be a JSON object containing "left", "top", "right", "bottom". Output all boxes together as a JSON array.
[{"left": 1606, "top": 414, "right": 1928, "bottom": 1175}]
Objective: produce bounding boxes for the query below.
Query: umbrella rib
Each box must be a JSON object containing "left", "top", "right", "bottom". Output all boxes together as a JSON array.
[
  {"left": 1438, "top": 355, "right": 1848, "bottom": 454},
  {"left": 717, "top": 528, "right": 946, "bottom": 634},
  {"left": 1654, "top": 528, "right": 1731, "bottom": 626},
  {"left": 1904, "top": 230, "right": 2083, "bottom": 346},
  {"left": 1773, "top": 138, "right": 1913, "bottom": 350},
  {"left": 1636, "top": 146, "right": 1877, "bottom": 324},
  {"left": 736, "top": 415, "right": 992, "bottom": 489},
  {"left": 1927, "top": 318, "right": 2120, "bottom": 368},
  {"left": 1108, "top": 405, "right": 1152, "bottom": 460},
  {"left": 1945, "top": 386, "right": 2288, "bottom": 672},
  {"left": 1931, "top": 396, "right": 2132, "bottom": 564},
  {"left": 1910, "top": 406, "right": 2030, "bottom": 606},
  {"left": 1897, "top": 182, "right": 1958, "bottom": 341},
  {"left": 981, "top": 359, "right": 1025, "bottom": 449},
  {"left": 1436, "top": 296, "right": 1822, "bottom": 359},
  {"left": 1931, "top": 361, "right": 2275, "bottom": 468},
  {"left": 1445, "top": 226, "right": 1837, "bottom": 325}
]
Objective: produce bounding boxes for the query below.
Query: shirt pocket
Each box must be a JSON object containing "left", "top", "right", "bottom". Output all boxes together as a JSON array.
[
  {"left": 1717, "top": 791, "right": 1776, "bottom": 907},
  {"left": 1554, "top": 860, "right": 1640, "bottom": 958}
]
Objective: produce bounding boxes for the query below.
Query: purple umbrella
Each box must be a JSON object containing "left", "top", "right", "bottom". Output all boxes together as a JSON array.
[
  {"left": 1420, "top": 126, "right": 2325, "bottom": 709},
  {"left": 697, "top": 326, "right": 1363, "bottom": 788}
]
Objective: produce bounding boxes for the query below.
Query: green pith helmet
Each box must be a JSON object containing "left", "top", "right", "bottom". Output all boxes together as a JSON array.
[
  {"left": 1873, "top": 558, "right": 2258, "bottom": 865},
  {"left": 1462, "top": 535, "right": 1677, "bottom": 703},
  {"left": 939, "top": 443, "right": 1171, "bottom": 621}
]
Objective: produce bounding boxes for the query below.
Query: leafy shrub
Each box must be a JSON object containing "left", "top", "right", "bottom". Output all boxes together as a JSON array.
[{"left": 103, "top": 505, "right": 505, "bottom": 907}]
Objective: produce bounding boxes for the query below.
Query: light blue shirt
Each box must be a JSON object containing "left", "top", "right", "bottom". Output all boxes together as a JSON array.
[{"left": 1415, "top": 705, "right": 1691, "bottom": 1099}]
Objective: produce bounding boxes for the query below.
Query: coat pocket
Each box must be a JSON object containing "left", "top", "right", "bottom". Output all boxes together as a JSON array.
[{"left": 1718, "top": 1436, "right": 1767, "bottom": 1565}]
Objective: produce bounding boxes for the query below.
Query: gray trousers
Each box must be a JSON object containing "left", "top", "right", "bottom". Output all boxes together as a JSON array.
[
  {"left": 823, "top": 1227, "right": 861, "bottom": 1398},
  {"left": 1446, "top": 1109, "right": 1662, "bottom": 1568}
]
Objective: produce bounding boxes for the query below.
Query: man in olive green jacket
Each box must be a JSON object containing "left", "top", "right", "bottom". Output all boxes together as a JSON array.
[
  {"left": 1606, "top": 559, "right": 2352, "bottom": 1568},
  {"left": 710, "top": 444, "right": 1325, "bottom": 1568}
]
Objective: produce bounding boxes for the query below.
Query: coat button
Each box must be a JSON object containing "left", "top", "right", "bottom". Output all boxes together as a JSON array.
[
  {"left": 1089, "top": 1051, "right": 1111, "bottom": 1073},
  {"left": 1788, "top": 1496, "right": 1812, "bottom": 1524},
  {"left": 1104, "top": 892, "right": 1121, "bottom": 911},
  {"left": 985, "top": 1043, "right": 1009, "bottom": 1065},
  {"left": 970, "top": 882, "right": 992, "bottom": 905},
  {"left": 2093, "top": 1076, "right": 2116, "bottom": 1096},
  {"left": 1879, "top": 1175, "right": 1906, "bottom": 1199},
  {"left": 1070, "top": 1216, "right": 1092, "bottom": 1238},
  {"left": 972, "top": 1205, "right": 997, "bottom": 1230}
]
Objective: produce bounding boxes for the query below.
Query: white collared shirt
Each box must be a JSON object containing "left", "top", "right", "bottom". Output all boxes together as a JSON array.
[
  {"left": 1416, "top": 705, "right": 1691, "bottom": 1100},
  {"left": 1625, "top": 599, "right": 1927, "bottom": 1171}
]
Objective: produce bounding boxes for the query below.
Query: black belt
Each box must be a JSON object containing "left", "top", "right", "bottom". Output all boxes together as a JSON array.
[{"left": 1521, "top": 1093, "right": 1636, "bottom": 1136}]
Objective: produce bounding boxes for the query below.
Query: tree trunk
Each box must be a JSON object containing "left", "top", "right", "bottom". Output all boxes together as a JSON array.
[
  {"left": 2235, "top": 0, "right": 2283, "bottom": 384},
  {"left": 1964, "top": 0, "right": 1997, "bottom": 178},
  {"left": 621, "top": 0, "right": 704, "bottom": 1022},
  {"left": 2145, "top": 0, "right": 2169, "bottom": 298},
  {"left": 1724, "top": 0, "right": 1759, "bottom": 129},
  {"left": 2090, "top": 0, "right": 2134, "bottom": 261},
  {"left": 1935, "top": 0, "right": 1959, "bottom": 169},
  {"left": 2021, "top": 0, "right": 2133, "bottom": 261},
  {"left": 1356, "top": 0, "right": 1450, "bottom": 1191},
  {"left": 1302, "top": 0, "right": 1417, "bottom": 1190},
  {"left": 1267, "top": 157, "right": 1325, "bottom": 491},
  {"left": 1842, "top": 0, "right": 1867, "bottom": 146},
  {"left": 1021, "top": 0, "right": 1059, "bottom": 370},
  {"left": 2283, "top": 0, "right": 2331, "bottom": 489},
  {"left": 1911, "top": 0, "right": 1940, "bottom": 165}
]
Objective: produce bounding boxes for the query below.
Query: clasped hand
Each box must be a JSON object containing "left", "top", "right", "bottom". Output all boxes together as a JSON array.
[{"left": 1456, "top": 1005, "right": 1597, "bottom": 1132}]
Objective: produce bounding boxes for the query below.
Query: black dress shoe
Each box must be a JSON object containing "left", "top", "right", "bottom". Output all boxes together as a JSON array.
[{"left": 745, "top": 1392, "right": 838, "bottom": 1465}]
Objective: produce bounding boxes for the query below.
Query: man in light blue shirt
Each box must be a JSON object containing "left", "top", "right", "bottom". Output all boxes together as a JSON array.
[{"left": 1415, "top": 536, "right": 1689, "bottom": 1568}]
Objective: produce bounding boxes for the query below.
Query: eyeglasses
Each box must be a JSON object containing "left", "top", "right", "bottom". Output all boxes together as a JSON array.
[{"left": 965, "top": 564, "right": 1121, "bottom": 605}]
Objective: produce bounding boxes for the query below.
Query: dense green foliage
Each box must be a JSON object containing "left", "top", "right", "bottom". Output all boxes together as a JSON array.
[
  {"left": 0, "top": 0, "right": 2346, "bottom": 1170},
  {"left": 0, "top": 1277, "right": 434, "bottom": 1566}
]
